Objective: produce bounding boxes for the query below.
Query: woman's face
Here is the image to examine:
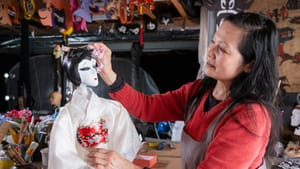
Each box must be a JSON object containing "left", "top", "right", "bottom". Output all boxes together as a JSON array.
[
  {"left": 205, "top": 21, "right": 250, "bottom": 84},
  {"left": 78, "top": 58, "right": 99, "bottom": 87}
]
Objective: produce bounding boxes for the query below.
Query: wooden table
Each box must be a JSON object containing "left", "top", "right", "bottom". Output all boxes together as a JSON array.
[
  {"left": 138, "top": 142, "right": 182, "bottom": 169},
  {"left": 32, "top": 162, "right": 42, "bottom": 169},
  {"left": 33, "top": 142, "right": 182, "bottom": 169}
]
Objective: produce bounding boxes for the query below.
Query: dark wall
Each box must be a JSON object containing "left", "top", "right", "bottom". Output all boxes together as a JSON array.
[
  {"left": 0, "top": 50, "right": 200, "bottom": 112},
  {"left": 0, "top": 54, "right": 20, "bottom": 112},
  {"left": 140, "top": 50, "right": 200, "bottom": 93}
]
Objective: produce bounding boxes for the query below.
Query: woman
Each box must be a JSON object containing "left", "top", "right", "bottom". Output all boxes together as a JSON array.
[
  {"left": 88, "top": 12, "right": 281, "bottom": 169},
  {"left": 48, "top": 47, "right": 142, "bottom": 169}
]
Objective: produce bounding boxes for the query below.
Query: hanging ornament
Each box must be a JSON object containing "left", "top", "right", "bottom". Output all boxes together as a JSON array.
[
  {"left": 139, "top": 23, "right": 144, "bottom": 48},
  {"left": 22, "top": 0, "right": 35, "bottom": 20},
  {"left": 119, "top": 0, "right": 155, "bottom": 24},
  {"left": 60, "top": 26, "right": 74, "bottom": 41},
  {"left": 119, "top": 0, "right": 135, "bottom": 24}
]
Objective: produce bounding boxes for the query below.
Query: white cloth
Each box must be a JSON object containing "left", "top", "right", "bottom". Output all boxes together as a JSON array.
[
  {"left": 197, "top": 6, "right": 215, "bottom": 79},
  {"left": 48, "top": 86, "right": 142, "bottom": 169}
]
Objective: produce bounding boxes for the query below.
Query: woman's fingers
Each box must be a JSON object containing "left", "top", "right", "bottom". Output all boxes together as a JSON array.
[
  {"left": 88, "top": 42, "right": 112, "bottom": 72},
  {"left": 87, "top": 148, "right": 113, "bottom": 168},
  {"left": 87, "top": 42, "right": 116, "bottom": 85}
]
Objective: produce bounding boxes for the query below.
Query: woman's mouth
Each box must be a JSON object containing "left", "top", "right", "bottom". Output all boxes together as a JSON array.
[{"left": 206, "top": 62, "right": 215, "bottom": 68}]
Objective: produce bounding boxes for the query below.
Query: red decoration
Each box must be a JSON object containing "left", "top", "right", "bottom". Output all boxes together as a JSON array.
[
  {"left": 119, "top": 0, "right": 155, "bottom": 24},
  {"left": 139, "top": 23, "right": 144, "bottom": 48},
  {"left": 76, "top": 118, "right": 109, "bottom": 148}
]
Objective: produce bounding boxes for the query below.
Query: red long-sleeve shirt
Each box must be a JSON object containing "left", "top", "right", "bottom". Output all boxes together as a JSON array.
[{"left": 109, "top": 79, "right": 270, "bottom": 169}]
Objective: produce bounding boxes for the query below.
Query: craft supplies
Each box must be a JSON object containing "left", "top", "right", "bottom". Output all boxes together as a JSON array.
[
  {"left": 40, "top": 147, "right": 49, "bottom": 169},
  {"left": 2, "top": 142, "right": 26, "bottom": 166},
  {"left": 133, "top": 153, "right": 157, "bottom": 168},
  {"left": 24, "top": 141, "right": 39, "bottom": 162},
  {"left": 0, "top": 145, "right": 14, "bottom": 169}
]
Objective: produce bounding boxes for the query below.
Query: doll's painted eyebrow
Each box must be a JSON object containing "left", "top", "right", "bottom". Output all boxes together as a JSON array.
[{"left": 79, "top": 67, "right": 91, "bottom": 71}]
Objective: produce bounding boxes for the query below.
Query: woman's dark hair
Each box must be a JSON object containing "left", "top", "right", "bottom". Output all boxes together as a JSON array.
[
  {"left": 187, "top": 12, "right": 281, "bottom": 158},
  {"left": 62, "top": 47, "right": 93, "bottom": 86}
]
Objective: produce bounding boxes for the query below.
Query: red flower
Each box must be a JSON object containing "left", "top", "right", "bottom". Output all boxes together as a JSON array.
[
  {"left": 76, "top": 118, "right": 109, "bottom": 148},
  {"left": 4, "top": 109, "right": 33, "bottom": 123}
]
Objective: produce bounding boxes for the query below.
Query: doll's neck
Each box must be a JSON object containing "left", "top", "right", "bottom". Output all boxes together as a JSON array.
[{"left": 78, "top": 84, "right": 92, "bottom": 99}]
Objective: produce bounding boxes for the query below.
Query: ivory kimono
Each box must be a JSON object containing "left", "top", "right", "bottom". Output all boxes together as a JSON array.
[{"left": 48, "top": 85, "right": 142, "bottom": 169}]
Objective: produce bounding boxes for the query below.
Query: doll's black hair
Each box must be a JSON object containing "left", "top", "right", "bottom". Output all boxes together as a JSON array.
[{"left": 62, "top": 47, "right": 93, "bottom": 86}]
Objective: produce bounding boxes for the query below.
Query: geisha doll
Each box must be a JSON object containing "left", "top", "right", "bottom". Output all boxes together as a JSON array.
[{"left": 48, "top": 46, "right": 142, "bottom": 169}]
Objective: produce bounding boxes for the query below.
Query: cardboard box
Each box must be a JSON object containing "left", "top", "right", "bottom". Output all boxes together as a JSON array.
[{"left": 133, "top": 153, "right": 157, "bottom": 168}]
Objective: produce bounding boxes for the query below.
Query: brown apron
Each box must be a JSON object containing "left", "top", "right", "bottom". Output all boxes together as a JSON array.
[{"left": 181, "top": 102, "right": 236, "bottom": 169}]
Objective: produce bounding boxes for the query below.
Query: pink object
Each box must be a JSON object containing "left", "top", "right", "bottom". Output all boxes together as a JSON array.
[
  {"left": 38, "top": 8, "right": 53, "bottom": 26},
  {"left": 91, "top": 48, "right": 105, "bottom": 72},
  {"left": 71, "top": 0, "right": 89, "bottom": 32},
  {"left": 73, "top": 0, "right": 92, "bottom": 23}
]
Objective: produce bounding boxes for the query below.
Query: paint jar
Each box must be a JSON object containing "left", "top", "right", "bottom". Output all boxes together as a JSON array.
[
  {"left": 40, "top": 148, "right": 48, "bottom": 169},
  {"left": 0, "top": 150, "right": 14, "bottom": 169}
]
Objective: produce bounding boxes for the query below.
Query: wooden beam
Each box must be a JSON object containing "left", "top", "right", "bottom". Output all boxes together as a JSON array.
[{"left": 171, "top": 0, "right": 188, "bottom": 18}]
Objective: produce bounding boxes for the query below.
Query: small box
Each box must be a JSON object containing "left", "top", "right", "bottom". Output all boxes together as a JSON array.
[{"left": 133, "top": 153, "right": 157, "bottom": 168}]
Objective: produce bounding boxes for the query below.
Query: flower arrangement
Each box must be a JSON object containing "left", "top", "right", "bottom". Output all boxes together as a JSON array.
[
  {"left": 3, "top": 109, "right": 33, "bottom": 123},
  {"left": 0, "top": 109, "right": 35, "bottom": 145},
  {"left": 76, "top": 118, "right": 108, "bottom": 148},
  {"left": 0, "top": 108, "right": 55, "bottom": 164}
]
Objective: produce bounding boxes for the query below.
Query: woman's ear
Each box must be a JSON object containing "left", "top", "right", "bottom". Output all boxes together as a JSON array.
[{"left": 243, "top": 61, "right": 254, "bottom": 73}]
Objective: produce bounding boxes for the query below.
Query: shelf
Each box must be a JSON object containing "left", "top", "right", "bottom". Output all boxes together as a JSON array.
[{"left": 0, "top": 27, "right": 199, "bottom": 54}]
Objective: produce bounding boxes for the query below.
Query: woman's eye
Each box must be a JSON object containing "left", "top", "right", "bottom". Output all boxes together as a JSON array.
[
  {"left": 217, "top": 46, "right": 228, "bottom": 54},
  {"left": 218, "top": 47, "right": 226, "bottom": 53}
]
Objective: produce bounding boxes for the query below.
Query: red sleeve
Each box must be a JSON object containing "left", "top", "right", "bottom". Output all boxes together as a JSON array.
[
  {"left": 109, "top": 80, "right": 202, "bottom": 122},
  {"left": 198, "top": 104, "right": 271, "bottom": 169}
]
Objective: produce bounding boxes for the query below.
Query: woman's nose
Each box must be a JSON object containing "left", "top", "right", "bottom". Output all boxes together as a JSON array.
[{"left": 207, "top": 44, "right": 216, "bottom": 58}]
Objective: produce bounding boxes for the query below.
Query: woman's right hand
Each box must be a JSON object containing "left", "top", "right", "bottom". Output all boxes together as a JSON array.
[
  {"left": 87, "top": 148, "right": 142, "bottom": 169},
  {"left": 88, "top": 42, "right": 117, "bottom": 86}
]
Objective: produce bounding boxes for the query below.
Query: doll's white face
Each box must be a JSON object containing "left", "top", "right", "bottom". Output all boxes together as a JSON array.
[
  {"left": 78, "top": 58, "right": 99, "bottom": 87},
  {"left": 291, "top": 108, "right": 300, "bottom": 127}
]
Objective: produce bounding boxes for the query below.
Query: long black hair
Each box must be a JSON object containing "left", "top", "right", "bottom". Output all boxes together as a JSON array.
[{"left": 187, "top": 12, "right": 281, "bottom": 157}]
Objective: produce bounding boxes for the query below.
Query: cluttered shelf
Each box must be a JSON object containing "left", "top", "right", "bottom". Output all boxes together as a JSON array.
[
  {"left": 0, "top": 17, "right": 200, "bottom": 54},
  {"left": 268, "top": 121, "right": 300, "bottom": 168},
  {"left": 0, "top": 0, "right": 201, "bottom": 54},
  {"left": 0, "top": 108, "right": 182, "bottom": 169}
]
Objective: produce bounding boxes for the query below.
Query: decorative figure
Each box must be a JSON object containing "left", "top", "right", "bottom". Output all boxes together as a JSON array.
[
  {"left": 0, "top": 0, "right": 20, "bottom": 25},
  {"left": 48, "top": 46, "right": 141, "bottom": 169},
  {"left": 49, "top": 91, "right": 62, "bottom": 117},
  {"left": 38, "top": 0, "right": 73, "bottom": 31},
  {"left": 291, "top": 105, "right": 300, "bottom": 136}
]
